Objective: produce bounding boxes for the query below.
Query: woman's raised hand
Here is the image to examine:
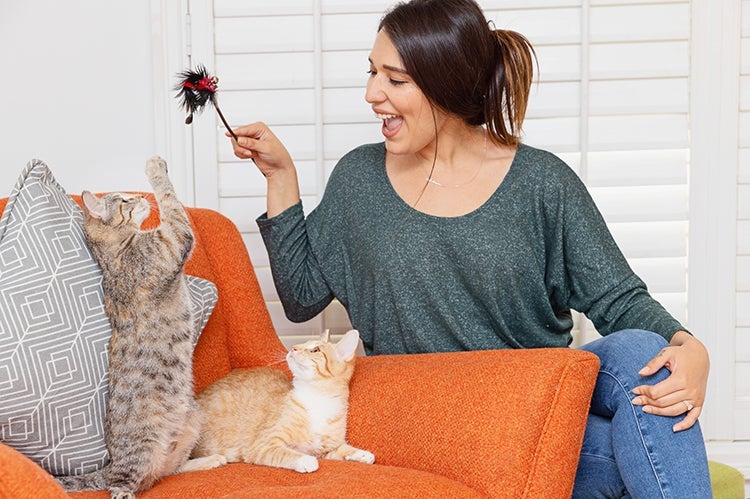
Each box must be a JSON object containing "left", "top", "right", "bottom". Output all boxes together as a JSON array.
[
  {"left": 228, "top": 122, "right": 301, "bottom": 217},
  {"left": 228, "top": 122, "right": 295, "bottom": 178}
]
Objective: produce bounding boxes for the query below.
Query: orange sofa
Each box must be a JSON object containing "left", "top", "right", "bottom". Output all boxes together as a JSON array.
[{"left": 0, "top": 197, "right": 600, "bottom": 498}]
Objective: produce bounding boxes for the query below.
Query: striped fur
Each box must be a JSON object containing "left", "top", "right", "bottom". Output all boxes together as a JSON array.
[
  {"left": 191, "top": 329, "right": 374, "bottom": 473},
  {"left": 55, "top": 157, "right": 223, "bottom": 498}
]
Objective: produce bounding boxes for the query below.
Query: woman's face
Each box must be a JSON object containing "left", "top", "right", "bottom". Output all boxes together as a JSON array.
[{"left": 365, "top": 30, "right": 442, "bottom": 156}]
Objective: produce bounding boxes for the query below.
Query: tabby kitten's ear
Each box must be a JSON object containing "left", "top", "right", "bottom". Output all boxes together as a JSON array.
[
  {"left": 335, "top": 330, "right": 360, "bottom": 362},
  {"left": 81, "top": 191, "right": 105, "bottom": 220}
]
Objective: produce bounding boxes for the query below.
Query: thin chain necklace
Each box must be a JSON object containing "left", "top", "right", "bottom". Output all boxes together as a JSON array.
[{"left": 425, "top": 128, "right": 488, "bottom": 188}]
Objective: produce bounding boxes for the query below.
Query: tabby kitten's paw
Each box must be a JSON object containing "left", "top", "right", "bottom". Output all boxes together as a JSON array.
[
  {"left": 345, "top": 448, "right": 375, "bottom": 464},
  {"left": 145, "top": 155, "right": 168, "bottom": 180},
  {"left": 293, "top": 455, "right": 319, "bottom": 473},
  {"left": 326, "top": 443, "right": 375, "bottom": 464},
  {"left": 178, "top": 453, "right": 229, "bottom": 473},
  {"left": 110, "top": 488, "right": 136, "bottom": 499},
  {"left": 205, "top": 454, "right": 228, "bottom": 469}
]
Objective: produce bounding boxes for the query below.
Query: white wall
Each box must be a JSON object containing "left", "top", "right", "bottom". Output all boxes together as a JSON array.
[{"left": 1, "top": 0, "right": 157, "bottom": 197}]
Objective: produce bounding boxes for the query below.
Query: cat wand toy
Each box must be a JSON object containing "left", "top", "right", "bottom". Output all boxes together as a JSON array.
[{"left": 175, "top": 65, "right": 239, "bottom": 142}]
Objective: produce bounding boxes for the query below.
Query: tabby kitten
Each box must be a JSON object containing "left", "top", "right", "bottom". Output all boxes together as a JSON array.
[
  {"left": 56, "top": 157, "right": 223, "bottom": 499},
  {"left": 191, "top": 329, "right": 375, "bottom": 473}
]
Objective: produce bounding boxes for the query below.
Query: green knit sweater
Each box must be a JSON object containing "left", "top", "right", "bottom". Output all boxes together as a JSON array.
[{"left": 257, "top": 142, "right": 684, "bottom": 355}]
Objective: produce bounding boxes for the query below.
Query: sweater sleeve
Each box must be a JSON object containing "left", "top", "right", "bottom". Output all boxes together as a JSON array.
[
  {"left": 257, "top": 202, "right": 334, "bottom": 322},
  {"left": 545, "top": 159, "right": 685, "bottom": 342}
]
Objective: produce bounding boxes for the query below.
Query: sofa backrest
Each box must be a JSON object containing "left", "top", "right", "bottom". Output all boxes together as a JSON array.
[{"left": 180, "top": 204, "right": 286, "bottom": 391}]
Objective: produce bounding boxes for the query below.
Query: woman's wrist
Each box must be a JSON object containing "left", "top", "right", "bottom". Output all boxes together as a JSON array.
[
  {"left": 669, "top": 330, "right": 697, "bottom": 347},
  {"left": 266, "top": 167, "right": 301, "bottom": 218}
]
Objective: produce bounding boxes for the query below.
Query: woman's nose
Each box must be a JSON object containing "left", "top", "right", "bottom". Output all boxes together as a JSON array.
[{"left": 365, "top": 77, "right": 384, "bottom": 104}]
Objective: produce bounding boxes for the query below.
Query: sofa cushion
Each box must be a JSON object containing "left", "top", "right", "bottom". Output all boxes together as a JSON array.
[
  {"left": 67, "top": 460, "right": 484, "bottom": 498},
  {"left": 0, "top": 160, "right": 217, "bottom": 476}
]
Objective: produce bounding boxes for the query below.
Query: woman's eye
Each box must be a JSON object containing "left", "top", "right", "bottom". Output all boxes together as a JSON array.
[
  {"left": 367, "top": 69, "right": 376, "bottom": 76},
  {"left": 390, "top": 79, "right": 407, "bottom": 86}
]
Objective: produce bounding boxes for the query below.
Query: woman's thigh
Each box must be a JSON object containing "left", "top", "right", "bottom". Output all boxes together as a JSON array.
[{"left": 574, "top": 330, "right": 711, "bottom": 498}]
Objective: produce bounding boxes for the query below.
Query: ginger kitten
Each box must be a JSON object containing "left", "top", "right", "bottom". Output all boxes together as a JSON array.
[{"left": 191, "top": 329, "right": 374, "bottom": 473}]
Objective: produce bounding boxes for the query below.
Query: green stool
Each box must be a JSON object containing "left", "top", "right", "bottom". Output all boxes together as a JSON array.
[{"left": 709, "top": 460, "right": 745, "bottom": 499}]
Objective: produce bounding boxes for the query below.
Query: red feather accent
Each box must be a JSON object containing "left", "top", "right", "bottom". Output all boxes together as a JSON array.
[{"left": 174, "top": 65, "right": 237, "bottom": 141}]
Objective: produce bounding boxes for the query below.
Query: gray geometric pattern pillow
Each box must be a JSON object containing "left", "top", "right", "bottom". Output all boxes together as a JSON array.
[
  {"left": 187, "top": 275, "right": 218, "bottom": 347},
  {"left": 0, "top": 160, "right": 217, "bottom": 476}
]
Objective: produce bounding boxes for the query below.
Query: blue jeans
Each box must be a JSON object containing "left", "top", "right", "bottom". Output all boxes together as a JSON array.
[{"left": 573, "top": 330, "right": 712, "bottom": 498}]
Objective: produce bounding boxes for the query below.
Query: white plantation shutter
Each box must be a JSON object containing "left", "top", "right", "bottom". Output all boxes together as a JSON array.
[
  {"left": 191, "top": 0, "right": 691, "bottom": 348},
  {"left": 490, "top": 1, "right": 691, "bottom": 344}
]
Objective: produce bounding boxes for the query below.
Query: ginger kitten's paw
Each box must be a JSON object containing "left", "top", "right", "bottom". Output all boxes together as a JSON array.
[
  {"left": 145, "top": 155, "right": 168, "bottom": 179},
  {"left": 293, "top": 455, "right": 319, "bottom": 473},
  {"left": 345, "top": 448, "right": 375, "bottom": 464}
]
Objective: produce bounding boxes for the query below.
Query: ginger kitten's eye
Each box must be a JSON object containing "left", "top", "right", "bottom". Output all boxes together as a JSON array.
[{"left": 310, "top": 347, "right": 320, "bottom": 353}]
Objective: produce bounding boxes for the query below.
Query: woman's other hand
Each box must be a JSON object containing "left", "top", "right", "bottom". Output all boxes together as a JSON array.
[{"left": 631, "top": 330, "right": 710, "bottom": 432}]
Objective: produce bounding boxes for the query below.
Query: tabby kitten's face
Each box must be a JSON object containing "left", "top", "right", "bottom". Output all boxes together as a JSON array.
[
  {"left": 286, "top": 330, "right": 358, "bottom": 382},
  {"left": 82, "top": 191, "right": 150, "bottom": 228}
]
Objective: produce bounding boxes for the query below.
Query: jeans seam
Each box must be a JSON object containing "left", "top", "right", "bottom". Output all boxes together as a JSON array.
[{"left": 599, "top": 369, "right": 667, "bottom": 499}]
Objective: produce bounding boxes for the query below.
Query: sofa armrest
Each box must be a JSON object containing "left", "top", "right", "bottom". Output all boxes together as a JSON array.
[
  {"left": 0, "top": 442, "right": 68, "bottom": 498},
  {"left": 347, "top": 348, "right": 599, "bottom": 498}
]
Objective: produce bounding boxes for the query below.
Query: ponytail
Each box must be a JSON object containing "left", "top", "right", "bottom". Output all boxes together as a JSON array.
[{"left": 485, "top": 29, "right": 536, "bottom": 147}]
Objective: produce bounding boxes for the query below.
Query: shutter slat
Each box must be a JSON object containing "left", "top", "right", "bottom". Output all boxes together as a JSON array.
[
  {"left": 590, "top": 185, "right": 688, "bottom": 222},
  {"left": 590, "top": 4, "right": 689, "bottom": 43},
  {"left": 221, "top": 89, "right": 316, "bottom": 126},
  {"left": 217, "top": 53, "right": 315, "bottom": 90},
  {"left": 215, "top": 17, "right": 315, "bottom": 53},
  {"left": 590, "top": 41, "right": 689, "bottom": 79},
  {"left": 487, "top": 8, "right": 581, "bottom": 45}
]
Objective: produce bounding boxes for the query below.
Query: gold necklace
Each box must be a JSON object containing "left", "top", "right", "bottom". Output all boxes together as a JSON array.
[{"left": 425, "top": 129, "right": 488, "bottom": 189}]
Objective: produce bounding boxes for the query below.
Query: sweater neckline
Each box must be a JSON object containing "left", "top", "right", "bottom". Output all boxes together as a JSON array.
[{"left": 377, "top": 142, "right": 525, "bottom": 221}]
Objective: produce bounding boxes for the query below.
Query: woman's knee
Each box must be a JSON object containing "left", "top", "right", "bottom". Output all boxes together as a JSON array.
[
  {"left": 582, "top": 329, "right": 666, "bottom": 355},
  {"left": 608, "top": 329, "right": 667, "bottom": 351},
  {"left": 581, "top": 329, "right": 669, "bottom": 378}
]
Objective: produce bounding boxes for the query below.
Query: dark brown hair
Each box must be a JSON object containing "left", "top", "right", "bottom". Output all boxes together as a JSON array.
[{"left": 378, "top": 0, "right": 536, "bottom": 146}]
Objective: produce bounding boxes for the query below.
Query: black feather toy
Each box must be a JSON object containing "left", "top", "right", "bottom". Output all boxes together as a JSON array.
[{"left": 175, "top": 65, "right": 238, "bottom": 142}]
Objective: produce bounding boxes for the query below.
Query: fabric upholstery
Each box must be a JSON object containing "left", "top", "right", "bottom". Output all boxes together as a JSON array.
[
  {"left": 0, "top": 193, "right": 601, "bottom": 498},
  {"left": 709, "top": 460, "right": 746, "bottom": 499},
  {"left": 0, "top": 163, "right": 217, "bottom": 477}
]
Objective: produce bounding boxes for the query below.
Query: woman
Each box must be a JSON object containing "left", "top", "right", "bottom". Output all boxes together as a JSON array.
[{"left": 228, "top": 0, "right": 712, "bottom": 496}]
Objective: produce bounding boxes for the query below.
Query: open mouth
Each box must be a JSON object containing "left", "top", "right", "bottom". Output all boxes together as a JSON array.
[{"left": 376, "top": 113, "right": 403, "bottom": 137}]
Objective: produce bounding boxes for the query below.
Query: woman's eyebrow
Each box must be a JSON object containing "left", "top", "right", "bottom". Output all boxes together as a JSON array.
[{"left": 368, "top": 57, "right": 409, "bottom": 75}]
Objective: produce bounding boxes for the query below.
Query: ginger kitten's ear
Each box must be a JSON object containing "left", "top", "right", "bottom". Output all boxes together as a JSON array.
[
  {"left": 335, "top": 329, "right": 360, "bottom": 362},
  {"left": 82, "top": 191, "right": 105, "bottom": 220},
  {"left": 320, "top": 329, "right": 331, "bottom": 343}
]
